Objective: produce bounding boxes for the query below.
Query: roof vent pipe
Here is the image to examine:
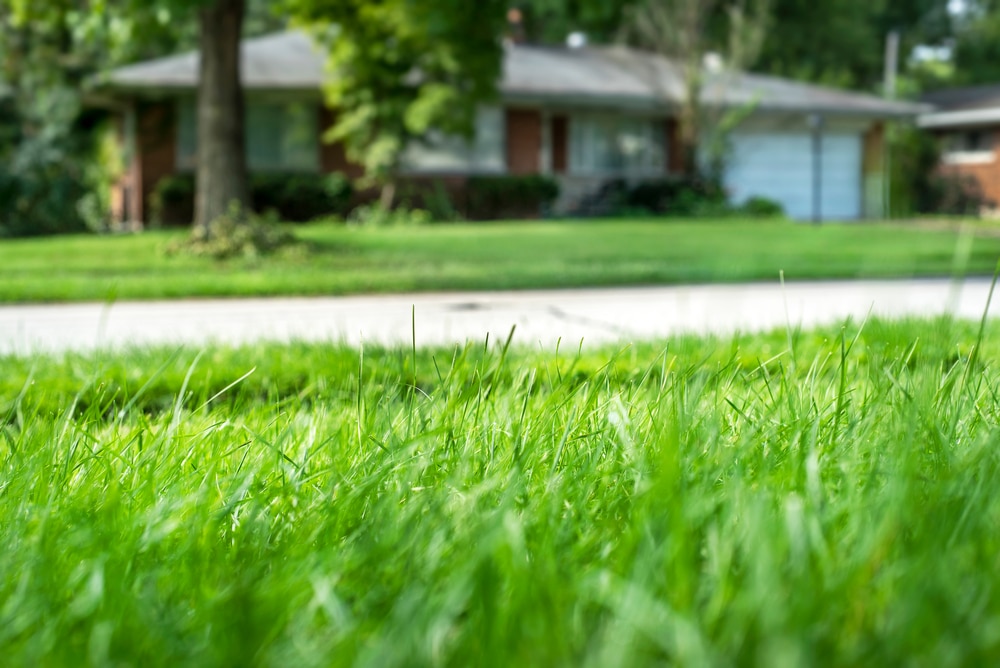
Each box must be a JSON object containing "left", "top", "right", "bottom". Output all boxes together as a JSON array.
[{"left": 567, "top": 32, "right": 587, "bottom": 48}]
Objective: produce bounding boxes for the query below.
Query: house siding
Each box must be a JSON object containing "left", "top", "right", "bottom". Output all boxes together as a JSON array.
[{"left": 506, "top": 109, "right": 542, "bottom": 174}]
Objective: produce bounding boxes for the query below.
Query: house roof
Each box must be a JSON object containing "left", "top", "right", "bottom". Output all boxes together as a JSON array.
[
  {"left": 104, "top": 30, "right": 925, "bottom": 119},
  {"left": 919, "top": 85, "right": 1000, "bottom": 129},
  {"left": 105, "top": 31, "right": 326, "bottom": 91}
]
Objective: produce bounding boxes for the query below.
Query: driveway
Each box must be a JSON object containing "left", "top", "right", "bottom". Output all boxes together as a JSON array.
[{"left": 1, "top": 278, "right": 997, "bottom": 355}]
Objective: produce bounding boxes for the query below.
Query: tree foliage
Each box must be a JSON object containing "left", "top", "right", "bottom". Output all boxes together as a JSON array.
[
  {"left": 0, "top": 0, "right": 283, "bottom": 236},
  {"left": 621, "top": 0, "right": 771, "bottom": 181},
  {"left": 516, "top": 0, "right": 954, "bottom": 94},
  {"left": 286, "top": 0, "right": 508, "bottom": 200},
  {"left": 950, "top": 1, "right": 1000, "bottom": 85},
  {"left": 514, "top": 0, "right": 632, "bottom": 44},
  {"left": 753, "top": 0, "right": 951, "bottom": 91}
]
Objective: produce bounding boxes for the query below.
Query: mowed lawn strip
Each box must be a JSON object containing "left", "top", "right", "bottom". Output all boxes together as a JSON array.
[
  {"left": 2, "top": 317, "right": 1000, "bottom": 665},
  {"left": 3, "top": 218, "right": 1000, "bottom": 303}
]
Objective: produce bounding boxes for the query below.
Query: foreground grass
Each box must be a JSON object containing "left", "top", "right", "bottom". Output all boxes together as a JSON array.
[
  {"left": 3, "top": 218, "right": 1000, "bottom": 302},
  {"left": 3, "top": 318, "right": 1000, "bottom": 665}
]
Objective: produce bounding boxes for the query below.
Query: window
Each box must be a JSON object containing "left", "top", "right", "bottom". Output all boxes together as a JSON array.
[
  {"left": 400, "top": 107, "right": 505, "bottom": 173},
  {"left": 569, "top": 114, "right": 666, "bottom": 175},
  {"left": 941, "top": 130, "right": 995, "bottom": 165},
  {"left": 177, "top": 99, "right": 319, "bottom": 172}
]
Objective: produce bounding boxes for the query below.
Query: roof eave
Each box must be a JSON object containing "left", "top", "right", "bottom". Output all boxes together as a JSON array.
[
  {"left": 918, "top": 107, "right": 1000, "bottom": 129},
  {"left": 97, "top": 80, "right": 323, "bottom": 98}
]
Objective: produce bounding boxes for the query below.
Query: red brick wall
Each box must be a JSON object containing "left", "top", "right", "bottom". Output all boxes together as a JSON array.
[
  {"left": 940, "top": 160, "right": 1000, "bottom": 207},
  {"left": 506, "top": 109, "right": 541, "bottom": 174},
  {"left": 934, "top": 128, "right": 1000, "bottom": 207},
  {"left": 319, "top": 107, "right": 365, "bottom": 179},
  {"left": 137, "top": 102, "right": 177, "bottom": 224}
]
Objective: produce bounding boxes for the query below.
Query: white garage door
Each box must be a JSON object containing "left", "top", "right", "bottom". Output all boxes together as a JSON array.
[{"left": 724, "top": 131, "right": 862, "bottom": 220}]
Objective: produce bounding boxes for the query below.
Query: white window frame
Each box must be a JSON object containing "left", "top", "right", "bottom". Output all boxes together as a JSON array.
[
  {"left": 400, "top": 106, "right": 506, "bottom": 175},
  {"left": 176, "top": 98, "right": 320, "bottom": 173},
  {"left": 569, "top": 113, "right": 667, "bottom": 177}
]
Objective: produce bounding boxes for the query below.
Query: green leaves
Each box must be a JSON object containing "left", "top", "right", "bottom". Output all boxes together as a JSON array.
[{"left": 289, "top": 0, "right": 507, "bottom": 185}]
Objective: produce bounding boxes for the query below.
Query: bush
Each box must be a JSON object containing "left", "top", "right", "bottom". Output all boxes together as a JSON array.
[
  {"left": 0, "top": 167, "right": 91, "bottom": 237},
  {"left": 166, "top": 205, "right": 299, "bottom": 260},
  {"left": 151, "top": 172, "right": 353, "bottom": 226},
  {"left": 347, "top": 204, "right": 432, "bottom": 228},
  {"left": 149, "top": 173, "right": 195, "bottom": 227},
  {"left": 740, "top": 196, "right": 785, "bottom": 218},
  {"left": 396, "top": 180, "right": 462, "bottom": 222},
  {"left": 464, "top": 174, "right": 560, "bottom": 220},
  {"left": 927, "top": 172, "right": 992, "bottom": 216},
  {"left": 0, "top": 93, "right": 113, "bottom": 238},
  {"left": 597, "top": 177, "right": 730, "bottom": 218},
  {"left": 251, "top": 172, "right": 353, "bottom": 222}
]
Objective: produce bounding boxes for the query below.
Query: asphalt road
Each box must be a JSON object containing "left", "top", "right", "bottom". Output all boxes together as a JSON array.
[{"left": 2, "top": 278, "right": 997, "bottom": 355}]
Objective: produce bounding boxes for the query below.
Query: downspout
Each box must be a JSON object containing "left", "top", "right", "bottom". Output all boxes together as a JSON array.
[{"left": 809, "top": 113, "right": 824, "bottom": 224}]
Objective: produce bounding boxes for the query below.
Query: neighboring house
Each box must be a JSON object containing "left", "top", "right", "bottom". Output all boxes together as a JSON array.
[
  {"left": 100, "top": 30, "right": 923, "bottom": 224},
  {"left": 919, "top": 85, "right": 1000, "bottom": 208}
]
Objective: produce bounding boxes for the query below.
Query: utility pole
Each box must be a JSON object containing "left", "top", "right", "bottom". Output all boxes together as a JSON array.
[{"left": 883, "top": 30, "right": 900, "bottom": 219}]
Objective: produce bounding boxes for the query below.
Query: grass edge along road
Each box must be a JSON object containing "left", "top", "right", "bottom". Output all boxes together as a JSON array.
[
  {"left": 4, "top": 315, "right": 1000, "bottom": 665},
  {"left": 4, "top": 218, "right": 1000, "bottom": 302}
]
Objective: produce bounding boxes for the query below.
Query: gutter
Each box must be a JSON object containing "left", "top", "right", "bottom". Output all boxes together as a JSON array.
[{"left": 918, "top": 107, "right": 1000, "bottom": 128}]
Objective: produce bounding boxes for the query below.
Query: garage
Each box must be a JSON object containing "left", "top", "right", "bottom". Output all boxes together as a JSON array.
[{"left": 724, "top": 131, "right": 863, "bottom": 220}]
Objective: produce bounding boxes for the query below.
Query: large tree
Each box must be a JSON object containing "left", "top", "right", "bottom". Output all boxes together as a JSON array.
[
  {"left": 515, "top": 0, "right": 632, "bottom": 44},
  {"left": 753, "top": 0, "right": 952, "bottom": 91},
  {"left": 2, "top": 0, "right": 284, "bottom": 233},
  {"left": 193, "top": 0, "right": 249, "bottom": 229},
  {"left": 623, "top": 0, "right": 771, "bottom": 180},
  {"left": 515, "top": 0, "right": 954, "bottom": 94},
  {"left": 949, "top": 1, "right": 1000, "bottom": 85},
  {"left": 286, "top": 0, "right": 508, "bottom": 207}
]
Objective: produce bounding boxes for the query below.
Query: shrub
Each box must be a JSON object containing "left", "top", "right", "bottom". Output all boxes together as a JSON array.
[
  {"left": 347, "top": 204, "right": 432, "bottom": 228},
  {"left": 0, "top": 92, "right": 113, "bottom": 238},
  {"left": 464, "top": 174, "right": 560, "bottom": 220},
  {"left": 598, "top": 177, "right": 730, "bottom": 218},
  {"left": 927, "top": 172, "right": 992, "bottom": 216},
  {"left": 151, "top": 172, "right": 353, "bottom": 226},
  {"left": 397, "top": 179, "right": 462, "bottom": 222},
  {"left": 166, "top": 205, "right": 299, "bottom": 260},
  {"left": 149, "top": 174, "right": 195, "bottom": 227},
  {"left": 740, "top": 196, "right": 785, "bottom": 218},
  {"left": 0, "top": 166, "right": 91, "bottom": 237},
  {"left": 251, "top": 172, "right": 353, "bottom": 222}
]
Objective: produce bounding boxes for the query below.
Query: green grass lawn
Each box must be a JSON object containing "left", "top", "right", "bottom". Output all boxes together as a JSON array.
[
  {"left": 3, "top": 218, "right": 1000, "bottom": 302},
  {"left": 3, "top": 317, "right": 1000, "bottom": 665}
]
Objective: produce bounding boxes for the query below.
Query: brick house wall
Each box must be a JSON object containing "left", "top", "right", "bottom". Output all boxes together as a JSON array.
[
  {"left": 935, "top": 130, "right": 1000, "bottom": 208},
  {"left": 137, "top": 102, "right": 177, "bottom": 225},
  {"left": 112, "top": 101, "right": 176, "bottom": 226},
  {"left": 318, "top": 107, "right": 365, "bottom": 180},
  {"left": 115, "top": 100, "right": 682, "bottom": 224}
]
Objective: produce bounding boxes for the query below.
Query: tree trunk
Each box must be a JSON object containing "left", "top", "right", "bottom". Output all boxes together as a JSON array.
[
  {"left": 379, "top": 180, "right": 397, "bottom": 210},
  {"left": 194, "top": 0, "right": 250, "bottom": 232}
]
